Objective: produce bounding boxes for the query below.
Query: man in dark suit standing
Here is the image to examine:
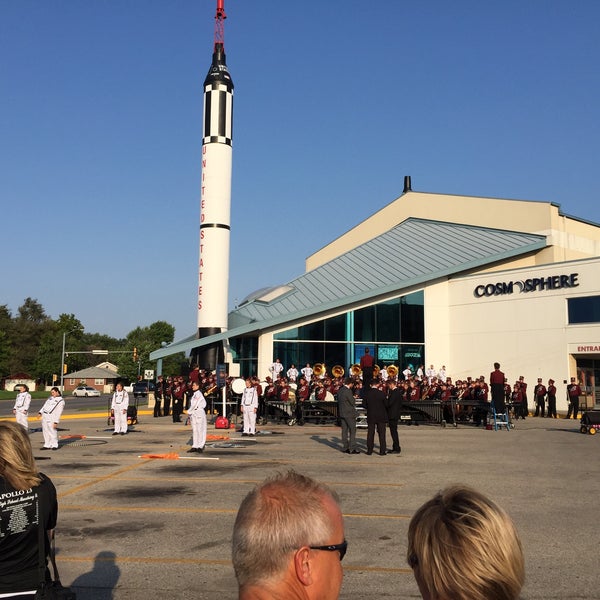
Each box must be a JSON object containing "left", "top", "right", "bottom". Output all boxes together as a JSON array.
[
  {"left": 364, "top": 381, "right": 388, "bottom": 455},
  {"left": 337, "top": 378, "right": 359, "bottom": 454},
  {"left": 385, "top": 379, "right": 402, "bottom": 454}
]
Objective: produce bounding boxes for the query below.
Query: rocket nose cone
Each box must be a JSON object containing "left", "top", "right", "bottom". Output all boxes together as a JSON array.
[{"left": 204, "top": 43, "right": 234, "bottom": 88}]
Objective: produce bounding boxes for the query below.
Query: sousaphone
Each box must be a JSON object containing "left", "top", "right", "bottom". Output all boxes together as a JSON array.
[
  {"left": 313, "top": 363, "right": 326, "bottom": 377},
  {"left": 350, "top": 364, "right": 362, "bottom": 377},
  {"left": 332, "top": 365, "right": 345, "bottom": 378},
  {"left": 386, "top": 365, "right": 399, "bottom": 378}
]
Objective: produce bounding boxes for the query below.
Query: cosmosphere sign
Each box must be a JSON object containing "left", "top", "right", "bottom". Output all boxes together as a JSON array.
[{"left": 474, "top": 273, "right": 579, "bottom": 298}]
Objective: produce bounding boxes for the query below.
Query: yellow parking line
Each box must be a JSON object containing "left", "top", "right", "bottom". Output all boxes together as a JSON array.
[
  {"left": 57, "top": 460, "right": 152, "bottom": 498},
  {"left": 60, "top": 504, "right": 410, "bottom": 520},
  {"left": 55, "top": 555, "right": 412, "bottom": 574},
  {"left": 50, "top": 474, "right": 405, "bottom": 489}
]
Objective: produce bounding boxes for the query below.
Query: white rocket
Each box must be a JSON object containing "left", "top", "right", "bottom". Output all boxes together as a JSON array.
[{"left": 194, "top": 0, "right": 233, "bottom": 369}]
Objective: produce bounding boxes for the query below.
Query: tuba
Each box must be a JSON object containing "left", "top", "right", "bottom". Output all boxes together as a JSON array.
[
  {"left": 313, "top": 363, "right": 326, "bottom": 378},
  {"left": 373, "top": 365, "right": 381, "bottom": 378},
  {"left": 332, "top": 365, "right": 344, "bottom": 378},
  {"left": 350, "top": 364, "right": 362, "bottom": 377},
  {"left": 387, "top": 365, "right": 399, "bottom": 378}
]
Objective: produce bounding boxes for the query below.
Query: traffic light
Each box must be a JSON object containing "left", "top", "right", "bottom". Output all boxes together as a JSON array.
[
  {"left": 133, "top": 347, "right": 138, "bottom": 362},
  {"left": 63, "top": 364, "right": 68, "bottom": 374}
]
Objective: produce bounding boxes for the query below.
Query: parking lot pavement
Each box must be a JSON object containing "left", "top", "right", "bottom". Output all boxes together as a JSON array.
[{"left": 15, "top": 412, "right": 600, "bottom": 599}]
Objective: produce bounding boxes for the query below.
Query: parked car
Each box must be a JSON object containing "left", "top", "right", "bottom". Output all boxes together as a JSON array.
[
  {"left": 73, "top": 386, "right": 101, "bottom": 397},
  {"left": 132, "top": 381, "right": 155, "bottom": 398}
]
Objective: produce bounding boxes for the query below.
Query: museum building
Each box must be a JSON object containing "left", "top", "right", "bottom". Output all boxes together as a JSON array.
[{"left": 151, "top": 181, "right": 600, "bottom": 413}]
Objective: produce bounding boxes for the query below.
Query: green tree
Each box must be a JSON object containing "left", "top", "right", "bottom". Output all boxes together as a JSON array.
[
  {"left": 0, "top": 305, "right": 13, "bottom": 377},
  {"left": 115, "top": 321, "right": 180, "bottom": 381},
  {"left": 10, "top": 298, "right": 52, "bottom": 377}
]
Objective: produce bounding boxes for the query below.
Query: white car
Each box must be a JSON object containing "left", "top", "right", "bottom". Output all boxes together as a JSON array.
[{"left": 72, "top": 385, "right": 101, "bottom": 397}]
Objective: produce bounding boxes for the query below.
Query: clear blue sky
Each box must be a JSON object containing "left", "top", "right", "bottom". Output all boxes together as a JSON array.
[{"left": 3, "top": 0, "right": 599, "bottom": 341}]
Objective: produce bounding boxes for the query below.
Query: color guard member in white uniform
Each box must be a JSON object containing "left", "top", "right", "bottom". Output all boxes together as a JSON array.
[
  {"left": 241, "top": 378, "right": 259, "bottom": 436},
  {"left": 301, "top": 363, "right": 313, "bottom": 383},
  {"left": 187, "top": 381, "right": 207, "bottom": 452},
  {"left": 13, "top": 384, "right": 32, "bottom": 430},
  {"left": 286, "top": 364, "right": 299, "bottom": 383},
  {"left": 111, "top": 382, "right": 129, "bottom": 435},
  {"left": 38, "top": 387, "right": 64, "bottom": 450},
  {"left": 269, "top": 358, "right": 284, "bottom": 381}
]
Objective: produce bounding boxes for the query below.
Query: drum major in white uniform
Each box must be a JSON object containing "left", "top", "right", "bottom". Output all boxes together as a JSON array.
[
  {"left": 241, "top": 379, "right": 259, "bottom": 435},
  {"left": 187, "top": 382, "right": 207, "bottom": 452},
  {"left": 111, "top": 383, "right": 129, "bottom": 435},
  {"left": 38, "top": 387, "right": 64, "bottom": 449}
]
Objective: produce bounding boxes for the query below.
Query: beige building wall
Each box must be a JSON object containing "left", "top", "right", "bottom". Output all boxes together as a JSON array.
[
  {"left": 423, "top": 280, "right": 451, "bottom": 372},
  {"left": 446, "top": 257, "right": 600, "bottom": 413},
  {"left": 307, "top": 191, "right": 600, "bottom": 272}
]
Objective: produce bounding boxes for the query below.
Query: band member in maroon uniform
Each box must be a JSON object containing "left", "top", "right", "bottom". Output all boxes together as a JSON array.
[
  {"left": 511, "top": 383, "right": 524, "bottom": 418},
  {"left": 172, "top": 377, "right": 186, "bottom": 423},
  {"left": 163, "top": 376, "right": 173, "bottom": 417},
  {"left": 489, "top": 363, "right": 506, "bottom": 414},
  {"left": 547, "top": 379, "right": 557, "bottom": 418},
  {"left": 154, "top": 375, "right": 164, "bottom": 417},
  {"left": 277, "top": 379, "right": 290, "bottom": 403},
  {"left": 408, "top": 380, "right": 421, "bottom": 402},
  {"left": 314, "top": 380, "right": 327, "bottom": 402},
  {"left": 566, "top": 377, "right": 582, "bottom": 419},
  {"left": 295, "top": 376, "right": 310, "bottom": 425},
  {"left": 360, "top": 347, "right": 375, "bottom": 390},
  {"left": 518, "top": 376, "right": 528, "bottom": 417},
  {"left": 534, "top": 378, "right": 547, "bottom": 417}
]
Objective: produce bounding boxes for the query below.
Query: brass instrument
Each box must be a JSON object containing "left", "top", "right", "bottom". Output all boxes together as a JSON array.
[
  {"left": 386, "top": 365, "right": 399, "bottom": 378},
  {"left": 313, "top": 363, "right": 326, "bottom": 377},
  {"left": 350, "top": 364, "right": 362, "bottom": 377},
  {"left": 373, "top": 365, "right": 381, "bottom": 378},
  {"left": 332, "top": 365, "right": 345, "bottom": 378}
]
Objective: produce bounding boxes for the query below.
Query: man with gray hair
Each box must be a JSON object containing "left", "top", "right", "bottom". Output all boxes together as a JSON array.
[{"left": 232, "top": 470, "right": 346, "bottom": 599}]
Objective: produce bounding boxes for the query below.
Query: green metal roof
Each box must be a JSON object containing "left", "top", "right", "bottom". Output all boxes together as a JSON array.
[{"left": 150, "top": 218, "right": 546, "bottom": 359}]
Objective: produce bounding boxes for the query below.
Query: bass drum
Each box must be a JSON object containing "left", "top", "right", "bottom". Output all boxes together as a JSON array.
[
  {"left": 231, "top": 378, "right": 246, "bottom": 395},
  {"left": 288, "top": 382, "right": 297, "bottom": 401}
]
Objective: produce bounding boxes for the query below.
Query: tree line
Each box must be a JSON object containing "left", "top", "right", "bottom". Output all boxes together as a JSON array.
[{"left": 0, "top": 298, "right": 186, "bottom": 388}]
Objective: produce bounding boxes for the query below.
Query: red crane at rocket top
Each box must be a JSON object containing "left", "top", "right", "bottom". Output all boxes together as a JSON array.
[{"left": 192, "top": 0, "right": 234, "bottom": 370}]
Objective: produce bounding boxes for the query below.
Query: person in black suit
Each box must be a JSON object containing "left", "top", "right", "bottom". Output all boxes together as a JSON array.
[
  {"left": 337, "top": 378, "right": 359, "bottom": 454},
  {"left": 364, "top": 381, "right": 388, "bottom": 455},
  {"left": 385, "top": 379, "right": 402, "bottom": 454}
]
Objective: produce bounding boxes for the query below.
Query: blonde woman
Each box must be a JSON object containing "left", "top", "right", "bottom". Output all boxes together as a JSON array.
[
  {"left": 0, "top": 421, "right": 58, "bottom": 597},
  {"left": 407, "top": 485, "right": 525, "bottom": 600}
]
